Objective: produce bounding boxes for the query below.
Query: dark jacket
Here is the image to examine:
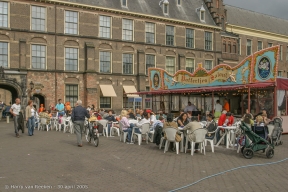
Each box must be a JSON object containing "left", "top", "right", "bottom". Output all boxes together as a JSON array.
[
  {"left": 105, "top": 115, "right": 116, "bottom": 122},
  {"left": 206, "top": 120, "right": 217, "bottom": 136},
  {"left": 71, "top": 106, "right": 90, "bottom": 122}
]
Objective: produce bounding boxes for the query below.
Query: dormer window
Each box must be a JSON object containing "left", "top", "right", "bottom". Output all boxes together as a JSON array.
[
  {"left": 160, "top": 0, "right": 169, "bottom": 15},
  {"left": 122, "top": 0, "right": 127, "bottom": 7},
  {"left": 177, "top": 0, "right": 181, "bottom": 6},
  {"left": 196, "top": 3, "right": 205, "bottom": 22}
]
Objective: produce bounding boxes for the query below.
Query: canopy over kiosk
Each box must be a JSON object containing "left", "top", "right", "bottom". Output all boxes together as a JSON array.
[{"left": 128, "top": 46, "right": 288, "bottom": 133}]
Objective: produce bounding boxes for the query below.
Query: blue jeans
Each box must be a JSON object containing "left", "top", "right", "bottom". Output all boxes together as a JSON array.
[
  {"left": 216, "top": 129, "right": 226, "bottom": 145},
  {"left": 28, "top": 117, "right": 35, "bottom": 136},
  {"left": 107, "top": 123, "right": 112, "bottom": 136},
  {"left": 134, "top": 127, "right": 141, "bottom": 134},
  {"left": 123, "top": 123, "right": 134, "bottom": 142},
  {"left": 58, "top": 111, "right": 65, "bottom": 116}
]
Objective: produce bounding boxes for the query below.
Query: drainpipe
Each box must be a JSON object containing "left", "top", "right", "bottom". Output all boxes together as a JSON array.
[{"left": 54, "top": 4, "right": 57, "bottom": 105}]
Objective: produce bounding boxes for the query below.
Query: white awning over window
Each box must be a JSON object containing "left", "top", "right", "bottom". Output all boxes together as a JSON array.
[
  {"left": 99, "top": 85, "right": 117, "bottom": 97},
  {"left": 123, "top": 85, "right": 139, "bottom": 97}
]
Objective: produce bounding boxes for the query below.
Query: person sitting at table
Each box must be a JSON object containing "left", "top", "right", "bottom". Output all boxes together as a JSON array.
[
  {"left": 261, "top": 109, "right": 271, "bottom": 125},
  {"left": 163, "top": 113, "right": 182, "bottom": 150},
  {"left": 218, "top": 110, "right": 227, "bottom": 126},
  {"left": 201, "top": 111, "right": 210, "bottom": 121},
  {"left": 134, "top": 111, "right": 151, "bottom": 134},
  {"left": 105, "top": 110, "right": 117, "bottom": 136},
  {"left": 217, "top": 111, "right": 234, "bottom": 145},
  {"left": 119, "top": 110, "right": 134, "bottom": 144},
  {"left": 156, "top": 110, "right": 167, "bottom": 120},
  {"left": 183, "top": 116, "right": 202, "bottom": 153},
  {"left": 255, "top": 115, "right": 265, "bottom": 126},
  {"left": 242, "top": 109, "right": 253, "bottom": 121},
  {"left": 39, "top": 109, "right": 51, "bottom": 125},
  {"left": 184, "top": 101, "right": 196, "bottom": 113},
  {"left": 223, "top": 98, "right": 230, "bottom": 112},
  {"left": 128, "top": 108, "right": 136, "bottom": 119},
  {"left": 174, "top": 109, "right": 184, "bottom": 122},
  {"left": 214, "top": 100, "right": 222, "bottom": 119},
  {"left": 150, "top": 111, "right": 157, "bottom": 125},
  {"left": 88, "top": 110, "right": 98, "bottom": 132},
  {"left": 177, "top": 112, "right": 189, "bottom": 127},
  {"left": 205, "top": 114, "right": 217, "bottom": 139}
]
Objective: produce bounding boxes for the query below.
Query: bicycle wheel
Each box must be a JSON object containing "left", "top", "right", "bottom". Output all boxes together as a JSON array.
[
  {"left": 93, "top": 136, "right": 99, "bottom": 147},
  {"left": 85, "top": 128, "right": 91, "bottom": 143}
]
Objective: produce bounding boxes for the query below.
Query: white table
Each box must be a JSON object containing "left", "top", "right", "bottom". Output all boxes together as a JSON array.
[{"left": 215, "top": 126, "right": 237, "bottom": 149}]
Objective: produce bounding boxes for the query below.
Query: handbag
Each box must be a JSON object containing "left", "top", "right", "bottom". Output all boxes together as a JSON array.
[{"left": 175, "top": 133, "right": 182, "bottom": 142}]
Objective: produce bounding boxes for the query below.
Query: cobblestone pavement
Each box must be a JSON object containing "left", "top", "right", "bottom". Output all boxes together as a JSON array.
[{"left": 0, "top": 121, "right": 288, "bottom": 192}]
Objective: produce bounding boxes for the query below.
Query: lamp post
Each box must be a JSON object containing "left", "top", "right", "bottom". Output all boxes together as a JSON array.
[{"left": 29, "top": 81, "right": 34, "bottom": 100}]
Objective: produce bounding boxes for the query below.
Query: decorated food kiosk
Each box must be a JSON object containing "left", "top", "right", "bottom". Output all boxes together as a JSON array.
[{"left": 133, "top": 46, "right": 288, "bottom": 133}]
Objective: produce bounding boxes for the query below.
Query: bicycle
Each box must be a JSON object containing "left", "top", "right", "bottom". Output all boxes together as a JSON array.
[{"left": 85, "top": 121, "right": 99, "bottom": 147}]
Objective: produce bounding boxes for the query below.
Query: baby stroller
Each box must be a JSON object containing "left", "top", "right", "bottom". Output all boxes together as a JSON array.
[
  {"left": 239, "top": 122, "right": 274, "bottom": 159},
  {"left": 270, "top": 117, "right": 283, "bottom": 146}
]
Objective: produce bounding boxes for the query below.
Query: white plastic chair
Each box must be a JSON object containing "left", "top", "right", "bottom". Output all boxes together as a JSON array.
[
  {"left": 57, "top": 116, "right": 67, "bottom": 132},
  {"left": 190, "top": 128, "right": 208, "bottom": 156},
  {"left": 163, "top": 128, "right": 180, "bottom": 154},
  {"left": 119, "top": 121, "right": 129, "bottom": 143},
  {"left": 64, "top": 117, "right": 73, "bottom": 133},
  {"left": 132, "top": 123, "right": 150, "bottom": 145},
  {"left": 98, "top": 120, "right": 108, "bottom": 137},
  {"left": 39, "top": 118, "right": 49, "bottom": 131},
  {"left": 110, "top": 122, "right": 120, "bottom": 136},
  {"left": 204, "top": 126, "right": 219, "bottom": 153},
  {"left": 149, "top": 126, "right": 154, "bottom": 142}
]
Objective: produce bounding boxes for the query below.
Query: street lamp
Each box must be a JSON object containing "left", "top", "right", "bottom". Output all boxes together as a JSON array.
[{"left": 29, "top": 81, "right": 34, "bottom": 100}]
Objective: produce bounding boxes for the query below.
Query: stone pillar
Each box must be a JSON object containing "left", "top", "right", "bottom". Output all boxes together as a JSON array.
[{"left": 19, "top": 39, "right": 27, "bottom": 69}]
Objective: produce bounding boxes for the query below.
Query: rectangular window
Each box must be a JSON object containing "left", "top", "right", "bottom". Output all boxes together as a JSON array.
[
  {"left": 286, "top": 46, "right": 288, "bottom": 61},
  {"left": 166, "top": 57, "right": 175, "bottom": 74},
  {"left": 200, "top": 11, "right": 205, "bottom": 21},
  {"left": 0, "top": 42, "right": 8, "bottom": 68},
  {"left": 99, "top": 16, "right": 111, "bottom": 38},
  {"left": 278, "top": 71, "right": 282, "bottom": 77},
  {"left": 145, "top": 22, "right": 155, "bottom": 44},
  {"left": 31, "top": 6, "right": 46, "bottom": 31},
  {"left": 204, "top": 60, "right": 213, "bottom": 71},
  {"left": 166, "top": 26, "right": 174, "bottom": 46},
  {"left": 31, "top": 44, "right": 46, "bottom": 69},
  {"left": 280, "top": 45, "right": 282, "bottom": 60},
  {"left": 122, "top": 0, "right": 127, "bottom": 7},
  {"left": 65, "top": 11, "right": 78, "bottom": 35},
  {"left": 268, "top": 43, "right": 273, "bottom": 47},
  {"left": 146, "top": 54, "right": 155, "bottom": 75},
  {"left": 186, "top": 29, "right": 194, "bottom": 48},
  {"left": 99, "top": 51, "right": 111, "bottom": 73},
  {"left": 0, "top": 2, "right": 8, "bottom": 28},
  {"left": 257, "top": 41, "right": 262, "bottom": 51},
  {"left": 228, "top": 42, "right": 231, "bottom": 53},
  {"left": 247, "top": 39, "right": 252, "bottom": 55},
  {"left": 164, "top": 4, "right": 168, "bottom": 14},
  {"left": 233, "top": 43, "right": 236, "bottom": 53},
  {"left": 204, "top": 32, "right": 212, "bottom": 50},
  {"left": 123, "top": 53, "right": 133, "bottom": 74},
  {"left": 65, "top": 47, "right": 78, "bottom": 71},
  {"left": 65, "top": 85, "right": 78, "bottom": 107},
  {"left": 186, "top": 58, "right": 195, "bottom": 73},
  {"left": 177, "top": 0, "right": 181, "bottom": 5},
  {"left": 100, "top": 97, "right": 111, "bottom": 108},
  {"left": 238, "top": 38, "right": 241, "bottom": 55},
  {"left": 122, "top": 19, "right": 133, "bottom": 41}
]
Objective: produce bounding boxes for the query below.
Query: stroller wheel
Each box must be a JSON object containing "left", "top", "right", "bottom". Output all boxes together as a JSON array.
[
  {"left": 266, "top": 148, "right": 274, "bottom": 159},
  {"left": 243, "top": 148, "right": 254, "bottom": 159},
  {"left": 241, "top": 146, "right": 245, "bottom": 154}
]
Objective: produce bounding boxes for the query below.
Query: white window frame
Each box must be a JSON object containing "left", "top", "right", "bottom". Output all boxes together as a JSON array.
[
  {"left": 0, "top": 1, "right": 9, "bottom": 28},
  {"left": 31, "top": 5, "right": 46, "bottom": 32},
  {"left": 200, "top": 10, "right": 205, "bottom": 21},
  {"left": 0, "top": 41, "right": 9, "bottom": 68},
  {"left": 65, "top": 84, "right": 79, "bottom": 108},
  {"left": 31, "top": 44, "right": 47, "bottom": 70},
  {"left": 165, "top": 56, "right": 176, "bottom": 74},
  {"left": 204, "top": 31, "right": 213, "bottom": 51},
  {"left": 246, "top": 39, "right": 252, "bottom": 56},
  {"left": 185, "top": 58, "right": 195, "bottom": 73},
  {"left": 64, "top": 10, "right": 79, "bottom": 35},
  {"left": 122, "top": 53, "right": 134, "bottom": 75},
  {"left": 163, "top": 4, "right": 169, "bottom": 15},
  {"left": 257, "top": 41, "right": 263, "bottom": 51},
  {"left": 145, "top": 54, "right": 156, "bottom": 75},
  {"left": 64, "top": 46, "right": 79, "bottom": 71},
  {"left": 99, "top": 97, "right": 112, "bottom": 109},
  {"left": 166, "top": 25, "right": 175, "bottom": 46},
  {"left": 145, "top": 22, "right": 155, "bottom": 44},
  {"left": 204, "top": 60, "right": 213, "bottom": 71},
  {"left": 121, "top": 0, "right": 127, "bottom": 7},
  {"left": 99, "top": 51, "right": 112, "bottom": 73},
  {"left": 186, "top": 28, "right": 195, "bottom": 49},
  {"left": 99, "top": 15, "right": 112, "bottom": 39},
  {"left": 122, "top": 18, "right": 134, "bottom": 41}
]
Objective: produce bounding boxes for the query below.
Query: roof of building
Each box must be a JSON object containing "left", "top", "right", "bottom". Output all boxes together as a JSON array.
[
  {"left": 59, "top": 0, "right": 217, "bottom": 27},
  {"left": 226, "top": 5, "right": 288, "bottom": 36}
]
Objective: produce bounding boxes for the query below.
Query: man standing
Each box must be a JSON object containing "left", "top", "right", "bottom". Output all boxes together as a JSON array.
[
  {"left": 223, "top": 98, "right": 230, "bottom": 112},
  {"left": 71, "top": 100, "right": 90, "bottom": 147},
  {"left": 184, "top": 101, "right": 196, "bottom": 113},
  {"left": 10, "top": 98, "right": 21, "bottom": 138},
  {"left": 55, "top": 99, "right": 65, "bottom": 116}
]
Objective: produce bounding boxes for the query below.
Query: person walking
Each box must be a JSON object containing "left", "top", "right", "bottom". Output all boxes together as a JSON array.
[
  {"left": 71, "top": 100, "right": 90, "bottom": 147},
  {"left": 10, "top": 98, "right": 21, "bottom": 138},
  {"left": 25, "top": 100, "right": 36, "bottom": 136}
]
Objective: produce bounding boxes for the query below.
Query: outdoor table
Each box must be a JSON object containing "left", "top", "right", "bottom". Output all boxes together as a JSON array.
[{"left": 215, "top": 126, "right": 237, "bottom": 149}]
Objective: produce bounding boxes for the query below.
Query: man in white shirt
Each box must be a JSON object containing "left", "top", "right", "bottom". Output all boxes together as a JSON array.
[
  {"left": 184, "top": 101, "right": 196, "bottom": 113},
  {"left": 10, "top": 98, "right": 21, "bottom": 138}
]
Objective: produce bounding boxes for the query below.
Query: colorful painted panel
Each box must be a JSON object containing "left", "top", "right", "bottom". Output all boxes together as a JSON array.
[{"left": 149, "top": 46, "right": 279, "bottom": 91}]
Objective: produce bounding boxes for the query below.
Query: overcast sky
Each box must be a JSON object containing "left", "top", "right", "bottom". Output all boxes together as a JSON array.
[{"left": 224, "top": 0, "right": 288, "bottom": 20}]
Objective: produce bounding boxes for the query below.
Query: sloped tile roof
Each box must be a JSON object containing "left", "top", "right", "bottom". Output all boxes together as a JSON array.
[
  {"left": 60, "top": 0, "right": 217, "bottom": 26},
  {"left": 226, "top": 5, "right": 288, "bottom": 36}
]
